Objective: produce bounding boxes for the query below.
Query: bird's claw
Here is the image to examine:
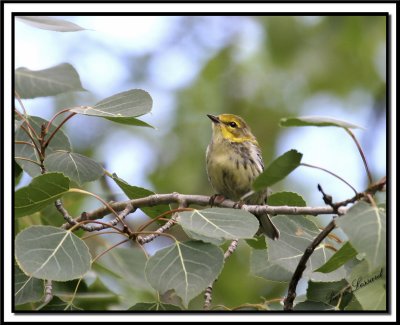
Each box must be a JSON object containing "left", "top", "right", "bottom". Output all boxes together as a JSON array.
[
  {"left": 209, "top": 194, "right": 226, "bottom": 207},
  {"left": 233, "top": 200, "right": 245, "bottom": 209}
]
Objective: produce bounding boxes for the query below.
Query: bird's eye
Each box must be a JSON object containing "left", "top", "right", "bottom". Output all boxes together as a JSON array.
[{"left": 229, "top": 122, "right": 237, "bottom": 128}]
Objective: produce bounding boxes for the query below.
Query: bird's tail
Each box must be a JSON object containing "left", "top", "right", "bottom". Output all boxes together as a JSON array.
[{"left": 258, "top": 213, "right": 280, "bottom": 240}]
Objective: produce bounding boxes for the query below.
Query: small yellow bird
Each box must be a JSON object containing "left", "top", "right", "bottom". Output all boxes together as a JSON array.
[{"left": 206, "top": 114, "right": 280, "bottom": 240}]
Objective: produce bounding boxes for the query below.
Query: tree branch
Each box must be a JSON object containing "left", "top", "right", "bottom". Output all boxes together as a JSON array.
[
  {"left": 283, "top": 220, "right": 336, "bottom": 310},
  {"left": 62, "top": 193, "right": 346, "bottom": 229}
]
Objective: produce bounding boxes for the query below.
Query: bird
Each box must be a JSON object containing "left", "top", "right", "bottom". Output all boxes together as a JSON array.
[{"left": 206, "top": 113, "right": 280, "bottom": 240}]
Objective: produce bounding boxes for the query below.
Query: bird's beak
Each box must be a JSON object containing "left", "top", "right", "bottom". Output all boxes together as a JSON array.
[{"left": 207, "top": 114, "right": 220, "bottom": 124}]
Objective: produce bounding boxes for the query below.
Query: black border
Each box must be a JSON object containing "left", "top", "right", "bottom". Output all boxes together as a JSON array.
[{"left": 2, "top": 0, "right": 395, "bottom": 319}]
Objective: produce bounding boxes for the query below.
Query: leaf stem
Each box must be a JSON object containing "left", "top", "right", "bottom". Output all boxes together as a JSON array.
[
  {"left": 301, "top": 162, "right": 358, "bottom": 195},
  {"left": 137, "top": 207, "right": 193, "bottom": 232},
  {"left": 14, "top": 109, "right": 40, "bottom": 140},
  {"left": 91, "top": 238, "right": 130, "bottom": 264},
  {"left": 15, "top": 91, "right": 27, "bottom": 115},
  {"left": 344, "top": 128, "right": 373, "bottom": 184},
  {"left": 43, "top": 112, "right": 77, "bottom": 149},
  {"left": 14, "top": 156, "right": 42, "bottom": 167},
  {"left": 45, "top": 108, "right": 73, "bottom": 132},
  {"left": 15, "top": 140, "right": 36, "bottom": 147}
]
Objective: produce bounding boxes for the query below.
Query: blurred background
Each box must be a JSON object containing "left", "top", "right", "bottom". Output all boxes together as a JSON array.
[{"left": 15, "top": 15, "right": 387, "bottom": 309}]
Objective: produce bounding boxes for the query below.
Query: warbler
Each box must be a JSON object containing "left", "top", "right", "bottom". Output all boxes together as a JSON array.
[{"left": 206, "top": 113, "right": 280, "bottom": 240}]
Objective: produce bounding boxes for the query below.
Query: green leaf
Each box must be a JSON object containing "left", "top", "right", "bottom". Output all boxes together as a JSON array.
[
  {"left": 245, "top": 235, "right": 267, "bottom": 250},
  {"left": 252, "top": 150, "right": 303, "bottom": 191},
  {"left": 306, "top": 279, "right": 352, "bottom": 308},
  {"left": 15, "top": 262, "right": 44, "bottom": 305},
  {"left": 279, "top": 116, "right": 364, "bottom": 129},
  {"left": 111, "top": 173, "right": 170, "bottom": 219},
  {"left": 268, "top": 191, "right": 306, "bottom": 207},
  {"left": 16, "top": 16, "right": 86, "bottom": 32},
  {"left": 15, "top": 160, "right": 23, "bottom": 186},
  {"left": 38, "top": 296, "right": 82, "bottom": 310},
  {"left": 351, "top": 280, "right": 386, "bottom": 311},
  {"left": 177, "top": 208, "right": 259, "bottom": 243},
  {"left": 70, "top": 89, "right": 152, "bottom": 125},
  {"left": 336, "top": 201, "right": 386, "bottom": 270},
  {"left": 44, "top": 150, "right": 104, "bottom": 184},
  {"left": 145, "top": 241, "right": 224, "bottom": 308},
  {"left": 96, "top": 247, "right": 154, "bottom": 292},
  {"left": 105, "top": 116, "right": 154, "bottom": 128},
  {"left": 15, "top": 225, "right": 91, "bottom": 281},
  {"left": 15, "top": 173, "right": 70, "bottom": 218},
  {"left": 128, "top": 302, "right": 181, "bottom": 311},
  {"left": 347, "top": 261, "right": 386, "bottom": 310},
  {"left": 250, "top": 248, "right": 292, "bottom": 282},
  {"left": 15, "top": 63, "right": 85, "bottom": 99},
  {"left": 267, "top": 215, "right": 347, "bottom": 281},
  {"left": 315, "top": 242, "right": 358, "bottom": 273},
  {"left": 15, "top": 115, "right": 72, "bottom": 177}
]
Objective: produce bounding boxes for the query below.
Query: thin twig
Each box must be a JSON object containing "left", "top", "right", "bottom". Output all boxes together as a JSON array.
[
  {"left": 43, "top": 280, "right": 53, "bottom": 305},
  {"left": 204, "top": 239, "right": 239, "bottom": 310},
  {"left": 136, "top": 215, "right": 178, "bottom": 245},
  {"left": 57, "top": 199, "right": 133, "bottom": 233}
]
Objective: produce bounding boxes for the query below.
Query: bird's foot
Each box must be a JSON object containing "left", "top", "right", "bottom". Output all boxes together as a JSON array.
[
  {"left": 209, "top": 194, "right": 226, "bottom": 207},
  {"left": 233, "top": 200, "right": 245, "bottom": 209}
]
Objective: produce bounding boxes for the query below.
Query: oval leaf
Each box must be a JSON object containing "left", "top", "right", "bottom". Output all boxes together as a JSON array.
[
  {"left": 314, "top": 242, "right": 358, "bottom": 274},
  {"left": 253, "top": 150, "right": 303, "bottom": 190},
  {"left": 16, "top": 16, "right": 86, "bottom": 32},
  {"left": 15, "top": 262, "right": 44, "bottom": 305},
  {"left": 15, "top": 63, "right": 86, "bottom": 99},
  {"left": 15, "top": 173, "right": 70, "bottom": 218},
  {"left": 306, "top": 279, "right": 351, "bottom": 308},
  {"left": 15, "top": 225, "right": 91, "bottom": 281},
  {"left": 177, "top": 208, "right": 259, "bottom": 242},
  {"left": 250, "top": 248, "right": 292, "bottom": 282},
  {"left": 279, "top": 116, "right": 364, "bottom": 129},
  {"left": 15, "top": 115, "right": 72, "bottom": 177},
  {"left": 268, "top": 191, "right": 307, "bottom": 207},
  {"left": 70, "top": 89, "right": 152, "bottom": 122},
  {"left": 336, "top": 201, "right": 386, "bottom": 271},
  {"left": 145, "top": 241, "right": 224, "bottom": 307},
  {"left": 44, "top": 150, "right": 104, "bottom": 184}
]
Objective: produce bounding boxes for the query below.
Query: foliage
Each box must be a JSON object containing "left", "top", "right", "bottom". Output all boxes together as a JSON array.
[{"left": 13, "top": 15, "right": 387, "bottom": 312}]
